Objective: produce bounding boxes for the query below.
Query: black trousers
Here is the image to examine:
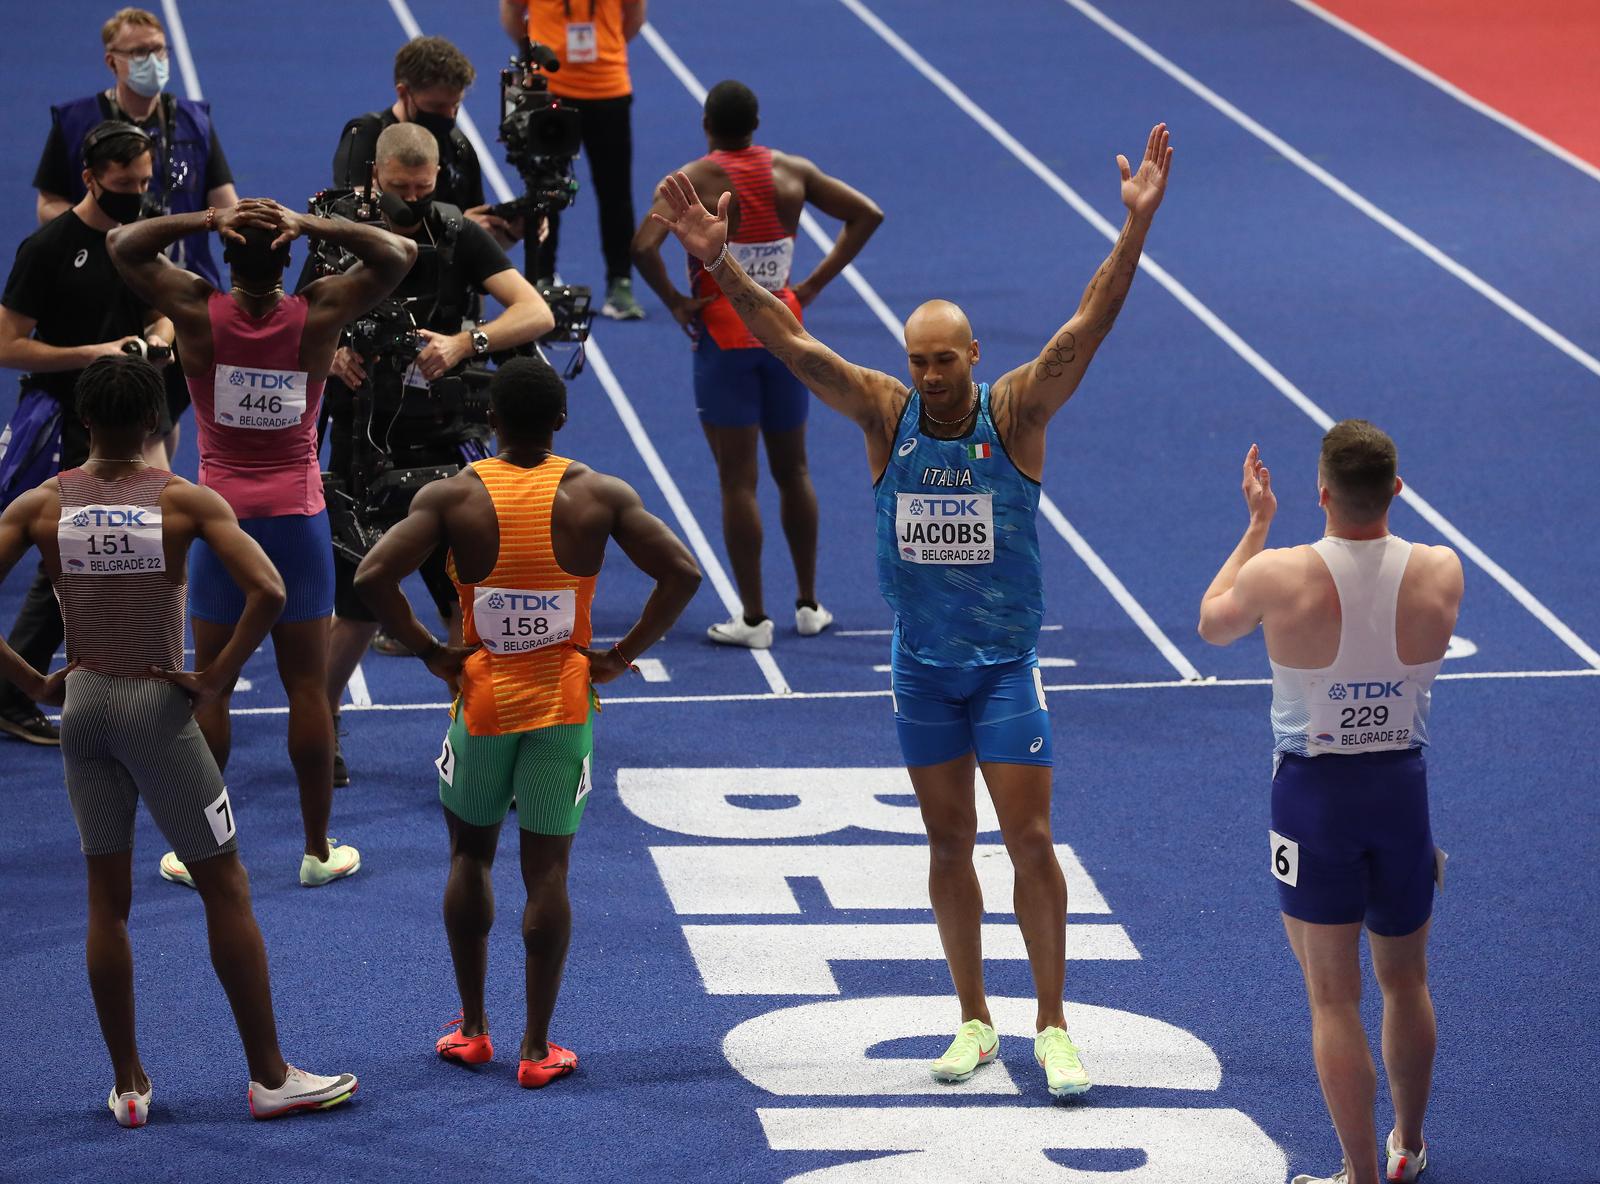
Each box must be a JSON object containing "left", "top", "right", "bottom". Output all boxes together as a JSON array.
[{"left": 534, "top": 94, "right": 637, "bottom": 284}]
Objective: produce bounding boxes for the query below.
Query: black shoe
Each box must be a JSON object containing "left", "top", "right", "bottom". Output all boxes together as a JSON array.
[{"left": 0, "top": 710, "right": 60, "bottom": 746}]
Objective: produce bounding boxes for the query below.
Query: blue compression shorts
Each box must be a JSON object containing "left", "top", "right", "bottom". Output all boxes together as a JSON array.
[
  {"left": 693, "top": 333, "right": 809, "bottom": 432},
  {"left": 189, "top": 509, "right": 334, "bottom": 625},
  {"left": 1270, "top": 748, "right": 1435, "bottom": 936},
  {"left": 889, "top": 635, "right": 1052, "bottom": 768}
]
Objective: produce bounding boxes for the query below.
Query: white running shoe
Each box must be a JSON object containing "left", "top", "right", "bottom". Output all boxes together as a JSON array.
[
  {"left": 1386, "top": 1130, "right": 1428, "bottom": 1181},
  {"left": 107, "top": 1083, "right": 151, "bottom": 1128},
  {"left": 795, "top": 603, "right": 834, "bottom": 637},
  {"left": 158, "top": 851, "right": 195, "bottom": 889},
  {"left": 248, "top": 1064, "right": 358, "bottom": 1119},
  {"left": 300, "top": 839, "right": 361, "bottom": 887},
  {"left": 707, "top": 614, "right": 774, "bottom": 649},
  {"left": 1291, "top": 1168, "right": 1349, "bottom": 1184}
]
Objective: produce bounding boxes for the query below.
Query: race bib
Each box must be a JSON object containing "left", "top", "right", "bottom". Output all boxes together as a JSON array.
[
  {"left": 205, "top": 786, "right": 236, "bottom": 847},
  {"left": 213, "top": 364, "right": 308, "bottom": 431},
  {"left": 1306, "top": 676, "right": 1417, "bottom": 754},
  {"left": 730, "top": 239, "right": 794, "bottom": 293},
  {"left": 894, "top": 492, "right": 993, "bottom": 565},
  {"left": 575, "top": 753, "right": 592, "bottom": 805},
  {"left": 474, "top": 586, "right": 576, "bottom": 655},
  {"left": 58, "top": 504, "right": 165, "bottom": 575},
  {"left": 436, "top": 734, "right": 455, "bottom": 786},
  {"left": 1269, "top": 829, "right": 1299, "bottom": 887},
  {"left": 566, "top": 20, "right": 598, "bottom": 63}
]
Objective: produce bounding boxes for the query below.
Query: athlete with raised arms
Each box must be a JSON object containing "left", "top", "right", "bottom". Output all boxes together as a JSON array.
[
  {"left": 1199, "top": 424, "right": 1461, "bottom": 1183},
  {"left": 652, "top": 123, "right": 1173, "bottom": 1101},
  {"left": 109, "top": 198, "right": 414, "bottom": 888}
]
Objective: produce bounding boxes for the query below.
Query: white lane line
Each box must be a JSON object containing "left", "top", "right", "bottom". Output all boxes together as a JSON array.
[
  {"left": 836, "top": 624, "right": 1066, "bottom": 637},
  {"left": 839, "top": 0, "right": 1600, "bottom": 672},
  {"left": 635, "top": 658, "right": 670, "bottom": 682},
  {"left": 1056, "top": 0, "right": 1600, "bottom": 380},
  {"left": 206, "top": 664, "right": 1597, "bottom": 715},
  {"left": 161, "top": 0, "right": 203, "bottom": 101},
  {"left": 346, "top": 662, "right": 373, "bottom": 707},
  {"left": 386, "top": 0, "right": 791, "bottom": 696},
  {"left": 1285, "top": 0, "right": 1600, "bottom": 188},
  {"left": 641, "top": 21, "right": 1204, "bottom": 683}
]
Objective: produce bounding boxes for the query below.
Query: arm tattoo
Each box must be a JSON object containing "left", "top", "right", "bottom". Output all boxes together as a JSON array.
[{"left": 1032, "top": 329, "right": 1077, "bottom": 382}]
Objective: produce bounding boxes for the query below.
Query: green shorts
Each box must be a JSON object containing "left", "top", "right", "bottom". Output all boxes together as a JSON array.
[{"left": 435, "top": 707, "right": 594, "bottom": 835}]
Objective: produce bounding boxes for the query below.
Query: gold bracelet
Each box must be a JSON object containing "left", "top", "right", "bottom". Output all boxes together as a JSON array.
[{"left": 203, "top": 207, "right": 216, "bottom": 232}]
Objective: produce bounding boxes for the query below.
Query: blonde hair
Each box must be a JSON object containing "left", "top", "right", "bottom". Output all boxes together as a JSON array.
[
  {"left": 375, "top": 121, "right": 440, "bottom": 169},
  {"left": 101, "top": 7, "right": 163, "bottom": 47}
]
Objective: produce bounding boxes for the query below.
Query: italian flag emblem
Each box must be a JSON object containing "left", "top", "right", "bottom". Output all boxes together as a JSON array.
[{"left": 967, "top": 442, "right": 992, "bottom": 459}]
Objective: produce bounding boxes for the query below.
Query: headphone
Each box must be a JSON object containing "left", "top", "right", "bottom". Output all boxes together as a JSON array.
[{"left": 81, "top": 121, "right": 154, "bottom": 171}]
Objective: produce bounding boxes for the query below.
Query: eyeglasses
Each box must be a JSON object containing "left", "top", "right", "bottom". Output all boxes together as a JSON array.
[{"left": 111, "top": 46, "right": 169, "bottom": 63}]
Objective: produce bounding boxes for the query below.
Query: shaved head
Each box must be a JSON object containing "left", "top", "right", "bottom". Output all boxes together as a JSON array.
[
  {"left": 903, "top": 300, "right": 979, "bottom": 406},
  {"left": 904, "top": 299, "right": 973, "bottom": 352}
]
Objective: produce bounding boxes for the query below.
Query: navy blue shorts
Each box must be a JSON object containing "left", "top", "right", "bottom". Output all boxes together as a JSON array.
[
  {"left": 190, "top": 509, "right": 334, "bottom": 625},
  {"left": 890, "top": 637, "right": 1052, "bottom": 768},
  {"left": 693, "top": 333, "right": 809, "bottom": 432},
  {"left": 1269, "top": 748, "right": 1435, "bottom": 936}
]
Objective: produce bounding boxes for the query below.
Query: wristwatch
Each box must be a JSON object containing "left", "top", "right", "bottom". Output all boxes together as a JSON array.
[{"left": 469, "top": 329, "right": 490, "bottom": 356}]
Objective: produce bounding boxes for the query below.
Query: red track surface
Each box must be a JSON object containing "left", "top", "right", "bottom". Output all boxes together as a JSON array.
[{"left": 1314, "top": 0, "right": 1600, "bottom": 168}]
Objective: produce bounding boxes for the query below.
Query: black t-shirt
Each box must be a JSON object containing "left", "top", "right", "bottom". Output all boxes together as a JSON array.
[
  {"left": 397, "top": 216, "right": 515, "bottom": 330},
  {"left": 330, "top": 109, "right": 486, "bottom": 211},
  {"left": 32, "top": 93, "right": 233, "bottom": 197},
  {"left": 2, "top": 211, "right": 149, "bottom": 401}
]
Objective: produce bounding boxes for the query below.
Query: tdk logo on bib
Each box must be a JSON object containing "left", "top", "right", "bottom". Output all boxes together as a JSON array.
[
  {"left": 69, "top": 507, "right": 148, "bottom": 528},
  {"left": 225, "top": 368, "right": 300, "bottom": 391},
  {"left": 1327, "top": 681, "right": 1405, "bottom": 700}
]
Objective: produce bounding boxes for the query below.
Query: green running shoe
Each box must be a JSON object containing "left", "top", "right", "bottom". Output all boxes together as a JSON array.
[
  {"left": 1034, "top": 1026, "right": 1091, "bottom": 1099},
  {"left": 601, "top": 277, "right": 645, "bottom": 321},
  {"left": 930, "top": 1018, "right": 999, "bottom": 1083}
]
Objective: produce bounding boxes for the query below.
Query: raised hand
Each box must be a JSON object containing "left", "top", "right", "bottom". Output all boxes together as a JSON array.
[
  {"left": 1241, "top": 443, "right": 1277, "bottom": 525},
  {"left": 1118, "top": 123, "right": 1173, "bottom": 220},
  {"left": 649, "top": 172, "right": 730, "bottom": 266}
]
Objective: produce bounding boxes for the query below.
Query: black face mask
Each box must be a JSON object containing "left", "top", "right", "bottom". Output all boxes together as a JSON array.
[
  {"left": 411, "top": 108, "right": 456, "bottom": 140},
  {"left": 379, "top": 190, "right": 434, "bottom": 228},
  {"left": 94, "top": 186, "right": 144, "bottom": 225}
]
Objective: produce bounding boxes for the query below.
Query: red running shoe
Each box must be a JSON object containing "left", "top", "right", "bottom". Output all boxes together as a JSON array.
[
  {"left": 437, "top": 1014, "right": 494, "bottom": 1065},
  {"left": 517, "top": 1043, "right": 578, "bottom": 1088}
]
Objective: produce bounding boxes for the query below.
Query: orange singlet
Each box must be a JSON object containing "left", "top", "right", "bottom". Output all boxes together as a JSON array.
[{"left": 450, "top": 456, "right": 598, "bottom": 735}]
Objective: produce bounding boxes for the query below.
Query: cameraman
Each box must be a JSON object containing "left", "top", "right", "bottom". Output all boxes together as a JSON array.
[
  {"left": 0, "top": 121, "right": 174, "bottom": 745},
  {"left": 323, "top": 123, "right": 554, "bottom": 780},
  {"left": 500, "top": 0, "right": 647, "bottom": 320},
  {"left": 331, "top": 35, "right": 521, "bottom": 249}
]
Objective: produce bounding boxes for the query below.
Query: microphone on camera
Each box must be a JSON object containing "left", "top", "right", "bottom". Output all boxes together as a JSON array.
[
  {"left": 377, "top": 191, "right": 414, "bottom": 226},
  {"left": 523, "top": 38, "right": 560, "bottom": 72}
]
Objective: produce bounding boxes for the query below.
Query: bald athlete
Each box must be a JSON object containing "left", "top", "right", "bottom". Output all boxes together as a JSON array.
[{"left": 652, "top": 123, "right": 1173, "bottom": 1101}]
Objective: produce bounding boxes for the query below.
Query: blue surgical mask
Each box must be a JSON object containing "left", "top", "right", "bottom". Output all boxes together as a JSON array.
[{"left": 126, "top": 53, "right": 169, "bottom": 99}]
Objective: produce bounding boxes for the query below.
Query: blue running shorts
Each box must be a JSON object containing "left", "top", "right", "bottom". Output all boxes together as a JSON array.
[
  {"left": 693, "top": 333, "right": 809, "bottom": 433},
  {"left": 1269, "top": 748, "right": 1435, "bottom": 936},
  {"left": 889, "top": 634, "right": 1052, "bottom": 768},
  {"left": 190, "top": 509, "right": 334, "bottom": 624}
]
